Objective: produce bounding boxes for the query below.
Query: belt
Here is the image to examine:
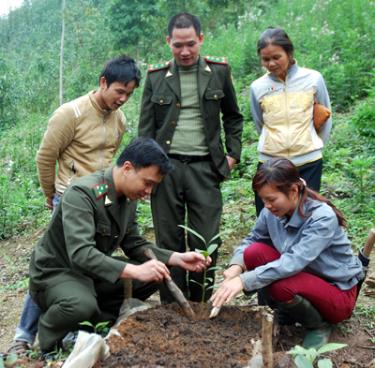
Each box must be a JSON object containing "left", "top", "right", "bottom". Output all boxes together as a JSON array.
[{"left": 168, "top": 154, "right": 211, "bottom": 163}]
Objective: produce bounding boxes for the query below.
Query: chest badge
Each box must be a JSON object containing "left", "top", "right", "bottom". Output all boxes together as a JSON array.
[{"left": 93, "top": 182, "right": 109, "bottom": 200}]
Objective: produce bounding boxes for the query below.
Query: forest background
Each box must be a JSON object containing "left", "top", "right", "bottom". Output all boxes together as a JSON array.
[{"left": 0, "top": 0, "right": 374, "bottom": 257}]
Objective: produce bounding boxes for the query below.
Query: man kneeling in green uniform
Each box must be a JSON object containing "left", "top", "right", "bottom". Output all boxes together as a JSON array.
[{"left": 29, "top": 137, "right": 209, "bottom": 353}]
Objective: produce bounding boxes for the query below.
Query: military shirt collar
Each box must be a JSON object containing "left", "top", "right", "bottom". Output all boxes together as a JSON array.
[
  {"left": 199, "top": 56, "right": 212, "bottom": 73},
  {"left": 102, "top": 167, "right": 130, "bottom": 207},
  {"left": 167, "top": 56, "right": 210, "bottom": 77}
]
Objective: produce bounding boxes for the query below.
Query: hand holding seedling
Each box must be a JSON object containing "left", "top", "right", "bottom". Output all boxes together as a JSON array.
[
  {"left": 210, "top": 276, "right": 243, "bottom": 308},
  {"left": 169, "top": 251, "right": 211, "bottom": 273}
]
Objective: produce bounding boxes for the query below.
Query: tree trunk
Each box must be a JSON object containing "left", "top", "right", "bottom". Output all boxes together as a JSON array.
[{"left": 59, "top": 0, "right": 65, "bottom": 105}]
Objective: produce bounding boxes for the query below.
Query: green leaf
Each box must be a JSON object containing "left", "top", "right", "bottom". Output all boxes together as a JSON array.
[
  {"left": 195, "top": 249, "right": 209, "bottom": 258},
  {"left": 5, "top": 353, "right": 18, "bottom": 365},
  {"left": 317, "top": 343, "right": 347, "bottom": 355},
  {"left": 288, "top": 345, "right": 309, "bottom": 356},
  {"left": 305, "top": 348, "right": 318, "bottom": 362},
  {"left": 178, "top": 225, "right": 206, "bottom": 245},
  {"left": 95, "top": 321, "right": 110, "bottom": 332},
  {"left": 79, "top": 321, "right": 94, "bottom": 328},
  {"left": 294, "top": 355, "right": 314, "bottom": 368},
  {"left": 317, "top": 358, "right": 333, "bottom": 368},
  {"left": 208, "top": 266, "right": 221, "bottom": 272},
  {"left": 208, "top": 230, "right": 226, "bottom": 244},
  {"left": 207, "top": 243, "right": 218, "bottom": 256}
]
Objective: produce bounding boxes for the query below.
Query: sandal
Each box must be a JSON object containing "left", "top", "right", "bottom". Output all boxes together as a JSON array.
[{"left": 6, "top": 340, "right": 31, "bottom": 356}]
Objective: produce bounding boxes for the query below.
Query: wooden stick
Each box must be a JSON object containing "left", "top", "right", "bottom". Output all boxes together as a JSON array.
[
  {"left": 123, "top": 279, "right": 132, "bottom": 299},
  {"left": 261, "top": 308, "right": 274, "bottom": 368},
  {"left": 144, "top": 248, "right": 196, "bottom": 319}
]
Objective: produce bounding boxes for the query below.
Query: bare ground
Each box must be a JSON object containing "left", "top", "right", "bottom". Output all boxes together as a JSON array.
[{"left": 0, "top": 228, "right": 374, "bottom": 367}]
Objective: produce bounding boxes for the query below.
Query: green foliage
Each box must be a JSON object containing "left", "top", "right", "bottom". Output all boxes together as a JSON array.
[
  {"left": 203, "top": 0, "right": 374, "bottom": 111},
  {"left": 79, "top": 320, "right": 110, "bottom": 336},
  {"left": 0, "top": 57, "right": 20, "bottom": 130},
  {"left": 0, "top": 0, "right": 373, "bottom": 247},
  {"left": 287, "top": 343, "right": 347, "bottom": 368},
  {"left": 109, "top": 0, "right": 162, "bottom": 54},
  {"left": 0, "top": 114, "right": 49, "bottom": 239},
  {"left": 178, "top": 225, "right": 221, "bottom": 302},
  {"left": 354, "top": 304, "right": 375, "bottom": 320},
  {"left": 321, "top": 111, "right": 374, "bottom": 248},
  {"left": 0, "top": 277, "right": 29, "bottom": 293},
  {"left": 0, "top": 352, "right": 18, "bottom": 368},
  {"left": 350, "top": 94, "right": 375, "bottom": 139},
  {"left": 345, "top": 156, "right": 373, "bottom": 206}
]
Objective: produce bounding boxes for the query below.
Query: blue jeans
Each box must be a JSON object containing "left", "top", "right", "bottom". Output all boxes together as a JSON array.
[{"left": 14, "top": 194, "right": 61, "bottom": 344}]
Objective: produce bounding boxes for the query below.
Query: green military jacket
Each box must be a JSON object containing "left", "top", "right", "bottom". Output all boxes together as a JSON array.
[
  {"left": 138, "top": 56, "right": 243, "bottom": 179},
  {"left": 29, "top": 167, "right": 172, "bottom": 292}
]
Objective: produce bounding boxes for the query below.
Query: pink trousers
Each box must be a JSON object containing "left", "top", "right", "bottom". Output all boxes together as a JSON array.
[{"left": 243, "top": 242, "right": 358, "bottom": 323}]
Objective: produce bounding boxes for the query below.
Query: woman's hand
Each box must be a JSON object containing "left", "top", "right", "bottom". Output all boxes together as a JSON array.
[
  {"left": 210, "top": 276, "right": 244, "bottom": 308},
  {"left": 223, "top": 264, "right": 243, "bottom": 280}
]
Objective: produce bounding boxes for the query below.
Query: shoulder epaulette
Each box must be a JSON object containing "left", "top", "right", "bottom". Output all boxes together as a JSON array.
[
  {"left": 148, "top": 61, "right": 170, "bottom": 73},
  {"left": 204, "top": 56, "right": 228, "bottom": 65},
  {"left": 92, "top": 182, "right": 109, "bottom": 199}
]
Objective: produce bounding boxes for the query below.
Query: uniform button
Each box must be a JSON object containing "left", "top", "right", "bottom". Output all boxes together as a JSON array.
[
  {"left": 214, "top": 94, "right": 218, "bottom": 99},
  {"left": 176, "top": 102, "right": 181, "bottom": 108},
  {"left": 160, "top": 99, "right": 164, "bottom": 104},
  {"left": 166, "top": 140, "right": 171, "bottom": 145},
  {"left": 171, "top": 121, "right": 176, "bottom": 127}
]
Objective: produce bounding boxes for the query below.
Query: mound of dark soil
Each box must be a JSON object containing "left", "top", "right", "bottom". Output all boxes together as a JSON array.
[
  {"left": 98, "top": 302, "right": 374, "bottom": 368},
  {"left": 100, "top": 303, "right": 262, "bottom": 368}
]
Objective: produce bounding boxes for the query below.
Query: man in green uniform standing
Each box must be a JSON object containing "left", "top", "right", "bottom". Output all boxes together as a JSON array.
[
  {"left": 138, "top": 12, "right": 243, "bottom": 302},
  {"left": 29, "top": 138, "right": 210, "bottom": 353}
]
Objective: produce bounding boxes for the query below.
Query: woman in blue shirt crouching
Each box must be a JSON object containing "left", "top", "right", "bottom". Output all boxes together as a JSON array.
[{"left": 210, "top": 158, "right": 364, "bottom": 349}]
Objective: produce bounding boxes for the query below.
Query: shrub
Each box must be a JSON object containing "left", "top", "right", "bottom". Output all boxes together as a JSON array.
[{"left": 350, "top": 94, "right": 375, "bottom": 139}]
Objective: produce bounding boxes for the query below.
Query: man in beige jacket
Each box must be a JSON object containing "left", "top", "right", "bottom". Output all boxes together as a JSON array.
[
  {"left": 37, "top": 55, "right": 140, "bottom": 209},
  {"left": 8, "top": 55, "right": 141, "bottom": 355}
]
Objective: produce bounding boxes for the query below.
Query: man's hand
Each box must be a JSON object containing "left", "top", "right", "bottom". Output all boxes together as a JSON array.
[
  {"left": 223, "top": 264, "right": 243, "bottom": 280},
  {"left": 121, "top": 260, "right": 170, "bottom": 283},
  {"left": 226, "top": 155, "right": 237, "bottom": 170},
  {"left": 209, "top": 276, "right": 243, "bottom": 308},
  {"left": 168, "top": 252, "right": 211, "bottom": 273},
  {"left": 45, "top": 196, "right": 54, "bottom": 210}
]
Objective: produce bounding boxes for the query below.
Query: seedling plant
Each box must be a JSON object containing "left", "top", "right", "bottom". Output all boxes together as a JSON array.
[
  {"left": 79, "top": 321, "right": 111, "bottom": 336},
  {"left": 287, "top": 343, "right": 347, "bottom": 368},
  {"left": 178, "top": 225, "right": 223, "bottom": 302}
]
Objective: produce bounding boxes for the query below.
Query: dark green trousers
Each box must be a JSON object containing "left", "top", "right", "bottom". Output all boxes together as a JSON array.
[
  {"left": 151, "top": 158, "right": 223, "bottom": 302},
  {"left": 32, "top": 272, "right": 157, "bottom": 352}
]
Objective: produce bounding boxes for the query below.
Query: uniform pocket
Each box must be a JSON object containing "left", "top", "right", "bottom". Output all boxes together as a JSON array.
[
  {"left": 95, "top": 221, "right": 112, "bottom": 252},
  {"left": 151, "top": 94, "right": 173, "bottom": 123},
  {"left": 96, "top": 221, "right": 111, "bottom": 236},
  {"left": 151, "top": 94, "right": 173, "bottom": 105},
  {"left": 204, "top": 89, "right": 225, "bottom": 118},
  {"left": 204, "top": 89, "right": 225, "bottom": 101}
]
